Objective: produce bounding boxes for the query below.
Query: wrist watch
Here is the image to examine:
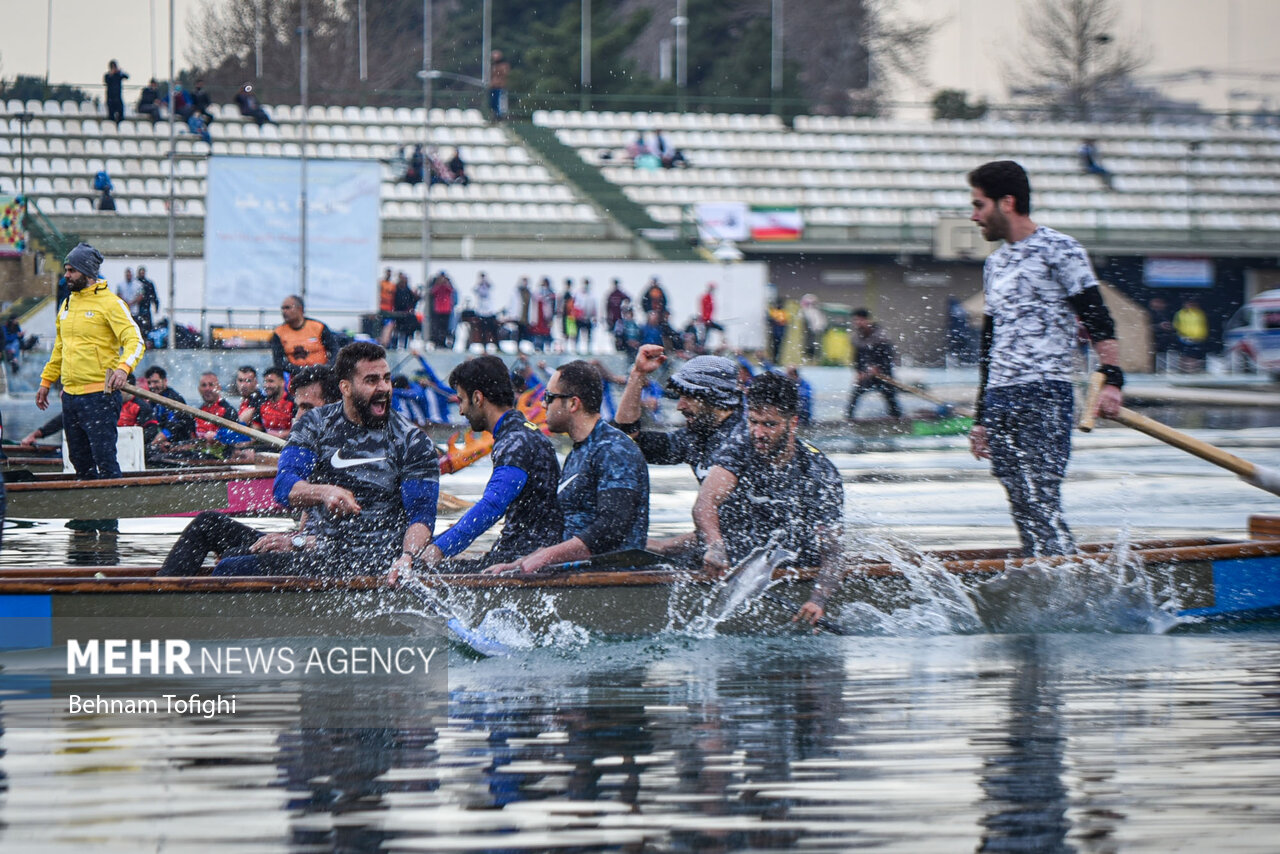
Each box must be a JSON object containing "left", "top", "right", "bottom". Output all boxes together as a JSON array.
[{"left": 291, "top": 534, "right": 307, "bottom": 549}]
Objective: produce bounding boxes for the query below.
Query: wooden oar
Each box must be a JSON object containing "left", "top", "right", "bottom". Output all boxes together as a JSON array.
[
  {"left": 883, "top": 376, "right": 974, "bottom": 417},
  {"left": 124, "top": 383, "right": 474, "bottom": 512},
  {"left": 1108, "top": 407, "right": 1280, "bottom": 497},
  {"left": 123, "top": 382, "right": 284, "bottom": 447},
  {"left": 1079, "top": 372, "right": 1280, "bottom": 496}
]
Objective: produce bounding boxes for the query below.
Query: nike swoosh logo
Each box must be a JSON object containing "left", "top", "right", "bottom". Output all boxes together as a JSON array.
[
  {"left": 558, "top": 473, "right": 579, "bottom": 494},
  {"left": 330, "top": 451, "right": 386, "bottom": 469}
]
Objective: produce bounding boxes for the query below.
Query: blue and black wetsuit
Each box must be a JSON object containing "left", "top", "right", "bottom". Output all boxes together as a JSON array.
[
  {"left": 218, "top": 403, "right": 439, "bottom": 576},
  {"left": 559, "top": 419, "right": 649, "bottom": 554},
  {"left": 433, "top": 410, "right": 563, "bottom": 568},
  {"left": 709, "top": 432, "right": 844, "bottom": 567},
  {"left": 619, "top": 408, "right": 745, "bottom": 483}
]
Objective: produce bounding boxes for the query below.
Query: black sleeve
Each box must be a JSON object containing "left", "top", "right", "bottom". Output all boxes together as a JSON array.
[
  {"left": 975, "top": 314, "right": 994, "bottom": 423},
  {"left": 38, "top": 412, "right": 64, "bottom": 438},
  {"left": 1065, "top": 287, "right": 1116, "bottom": 343},
  {"left": 320, "top": 325, "right": 339, "bottom": 364},
  {"left": 576, "top": 488, "right": 642, "bottom": 555},
  {"left": 269, "top": 333, "right": 286, "bottom": 370},
  {"left": 631, "top": 428, "right": 688, "bottom": 466}
]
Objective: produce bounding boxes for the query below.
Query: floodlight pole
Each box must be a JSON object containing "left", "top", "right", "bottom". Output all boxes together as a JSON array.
[
  {"left": 770, "top": 0, "right": 783, "bottom": 116},
  {"left": 166, "top": 0, "right": 177, "bottom": 347},
  {"left": 299, "top": 0, "right": 310, "bottom": 304},
  {"left": 581, "top": 0, "right": 591, "bottom": 111},
  {"left": 422, "top": 0, "right": 433, "bottom": 298}
]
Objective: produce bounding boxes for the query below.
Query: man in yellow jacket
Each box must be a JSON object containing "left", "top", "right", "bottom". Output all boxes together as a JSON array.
[{"left": 37, "top": 243, "right": 146, "bottom": 479}]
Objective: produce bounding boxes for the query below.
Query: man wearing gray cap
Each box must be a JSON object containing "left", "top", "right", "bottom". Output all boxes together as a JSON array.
[
  {"left": 614, "top": 344, "right": 745, "bottom": 554},
  {"left": 37, "top": 243, "right": 146, "bottom": 479}
]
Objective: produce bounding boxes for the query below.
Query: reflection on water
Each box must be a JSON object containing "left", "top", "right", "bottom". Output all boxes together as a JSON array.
[
  {"left": 2, "top": 432, "right": 1280, "bottom": 849},
  {"left": 3, "top": 635, "right": 1280, "bottom": 850}
]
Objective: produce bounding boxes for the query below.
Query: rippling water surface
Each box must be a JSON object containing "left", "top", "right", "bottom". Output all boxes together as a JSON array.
[{"left": 2, "top": 425, "right": 1280, "bottom": 851}]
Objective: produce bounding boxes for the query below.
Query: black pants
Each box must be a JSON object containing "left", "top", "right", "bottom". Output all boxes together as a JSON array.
[
  {"left": 158, "top": 511, "right": 262, "bottom": 576},
  {"left": 847, "top": 377, "right": 901, "bottom": 418},
  {"left": 107, "top": 97, "right": 124, "bottom": 124},
  {"left": 63, "top": 391, "right": 122, "bottom": 479}
]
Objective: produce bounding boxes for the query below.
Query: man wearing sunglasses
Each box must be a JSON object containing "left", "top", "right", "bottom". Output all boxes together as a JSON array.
[{"left": 486, "top": 360, "right": 649, "bottom": 575}]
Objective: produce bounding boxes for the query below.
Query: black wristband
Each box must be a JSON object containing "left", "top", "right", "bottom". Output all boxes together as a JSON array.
[{"left": 1096, "top": 364, "right": 1124, "bottom": 389}]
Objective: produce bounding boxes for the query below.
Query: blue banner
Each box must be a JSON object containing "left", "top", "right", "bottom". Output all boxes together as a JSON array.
[{"left": 205, "top": 157, "right": 381, "bottom": 312}]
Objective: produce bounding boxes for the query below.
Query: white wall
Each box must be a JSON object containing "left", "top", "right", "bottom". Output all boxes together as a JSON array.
[{"left": 81, "top": 257, "right": 768, "bottom": 351}]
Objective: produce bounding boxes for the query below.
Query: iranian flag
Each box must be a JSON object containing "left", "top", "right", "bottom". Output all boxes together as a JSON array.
[{"left": 749, "top": 206, "right": 803, "bottom": 241}]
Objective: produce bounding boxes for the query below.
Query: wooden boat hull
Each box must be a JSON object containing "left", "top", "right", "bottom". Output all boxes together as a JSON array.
[
  {"left": 4, "top": 468, "right": 470, "bottom": 520},
  {"left": 2, "top": 531, "right": 1279, "bottom": 642},
  {"left": 5, "top": 467, "right": 280, "bottom": 519}
]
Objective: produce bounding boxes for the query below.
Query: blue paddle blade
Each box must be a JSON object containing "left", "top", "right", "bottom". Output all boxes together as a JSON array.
[{"left": 446, "top": 617, "right": 514, "bottom": 657}]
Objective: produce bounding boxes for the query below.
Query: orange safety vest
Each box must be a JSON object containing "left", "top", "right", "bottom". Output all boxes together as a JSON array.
[
  {"left": 274, "top": 318, "right": 330, "bottom": 367},
  {"left": 379, "top": 279, "right": 396, "bottom": 313}
]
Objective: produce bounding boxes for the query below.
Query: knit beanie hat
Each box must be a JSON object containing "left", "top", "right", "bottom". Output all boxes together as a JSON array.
[
  {"left": 65, "top": 243, "right": 103, "bottom": 280},
  {"left": 665, "top": 355, "right": 740, "bottom": 408}
]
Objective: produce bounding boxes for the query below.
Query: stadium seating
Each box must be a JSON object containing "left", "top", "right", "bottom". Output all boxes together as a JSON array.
[
  {"left": 0, "top": 99, "right": 601, "bottom": 228},
  {"left": 535, "top": 109, "right": 1280, "bottom": 242},
  {"left": 4, "top": 97, "right": 1280, "bottom": 254}
]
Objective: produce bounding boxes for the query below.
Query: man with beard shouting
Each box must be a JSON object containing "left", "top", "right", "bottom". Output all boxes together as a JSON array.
[
  {"left": 217, "top": 342, "right": 439, "bottom": 578},
  {"left": 613, "top": 346, "right": 744, "bottom": 556},
  {"left": 692, "top": 371, "right": 846, "bottom": 625}
]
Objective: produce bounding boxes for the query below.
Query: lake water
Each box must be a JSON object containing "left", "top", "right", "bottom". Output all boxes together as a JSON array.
[{"left": 2, "top": 422, "right": 1280, "bottom": 851}]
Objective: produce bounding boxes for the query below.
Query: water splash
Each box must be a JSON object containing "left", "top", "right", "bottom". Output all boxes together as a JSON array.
[
  {"left": 685, "top": 545, "right": 797, "bottom": 638},
  {"left": 829, "top": 530, "right": 1186, "bottom": 636}
]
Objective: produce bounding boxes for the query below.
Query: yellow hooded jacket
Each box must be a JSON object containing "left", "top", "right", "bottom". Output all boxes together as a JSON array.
[{"left": 40, "top": 280, "right": 146, "bottom": 395}]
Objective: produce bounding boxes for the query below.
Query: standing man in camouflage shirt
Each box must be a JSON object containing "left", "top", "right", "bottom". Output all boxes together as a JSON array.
[{"left": 967, "top": 160, "right": 1124, "bottom": 557}]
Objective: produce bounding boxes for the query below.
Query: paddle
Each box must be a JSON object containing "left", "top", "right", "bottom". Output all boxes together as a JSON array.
[
  {"left": 1079, "top": 372, "right": 1280, "bottom": 497},
  {"left": 123, "top": 381, "right": 285, "bottom": 448},
  {"left": 883, "top": 376, "right": 974, "bottom": 417},
  {"left": 401, "top": 574, "right": 516, "bottom": 657},
  {"left": 124, "top": 382, "right": 473, "bottom": 512},
  {"left": 543, "top": 549, "right": 668, "bottom": 573}
]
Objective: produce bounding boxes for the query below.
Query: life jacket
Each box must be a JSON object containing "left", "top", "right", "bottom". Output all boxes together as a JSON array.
[
  {"left": 379, "top": 279, "right": 396, "bottom": 312},
  {"left": 260, "top": 396, "right": 295, "bottom": 433},
  {"left": 274, "top": 318, "right": 329, "bottom": 367}
]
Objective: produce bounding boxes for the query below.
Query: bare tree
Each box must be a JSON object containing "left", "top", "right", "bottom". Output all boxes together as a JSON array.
[{"left": 1009, "top": 0, "right": 1147, "bottom": 120}]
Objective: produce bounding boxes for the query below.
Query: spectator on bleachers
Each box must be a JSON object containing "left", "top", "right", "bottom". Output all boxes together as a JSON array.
[
  {"left": 427, "top": 147, "right": 455, "bottom": 186},
  {"left": 489, "top": 50, "right": 510, "bottom": 120},
  {"left": 652, "top": 130, "right": 687, "bottom": 169},
  {"left": 606, "top": 278, "right": 629, "bottom": 346},
  {"left": 191, "top": 79, "right": 215, "bottom": 126},
  {"left": 447, "top": 148, "right": 469, "bottom": 185},
  {"left": 401, "top": 144, "right": 425, "bottom": 184},
  {"left": 104, "top": 61, "right": 128, "bottom": 124},
  {"left": 628, "top": 133, "right": 660, "bottom": 169},
  {"left": 97, "top": 187, "right": 116, "bottom": 211},
  {"left": 1079, "top": 139, "right": 1114, "bottom": 190},
  {"left": 428, "top": 271, "right": 456, "bottom": 349},
  {"left": 137, "top": 79, "right": 164, "bottom": 123},
  {"left": 235, "top": 83, "right": 273, "bottom": 125},
  {"left": 169, "top": 84, "right": 211, "bottom": 143}
]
